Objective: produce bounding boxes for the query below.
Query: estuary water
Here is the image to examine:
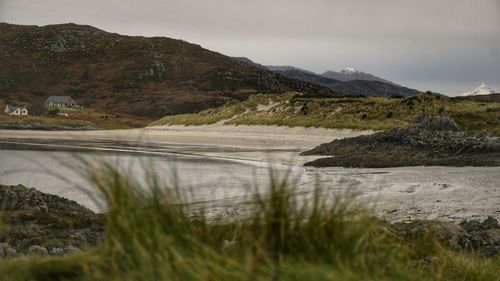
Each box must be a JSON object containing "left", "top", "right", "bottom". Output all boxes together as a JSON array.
[{"left": 0, "top": 138, "right": 499, "bottom": 222}]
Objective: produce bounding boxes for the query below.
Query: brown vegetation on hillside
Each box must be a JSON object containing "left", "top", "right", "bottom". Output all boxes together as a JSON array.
[{"left": 0, "top": 23, "right": 336, "bottom": 118}]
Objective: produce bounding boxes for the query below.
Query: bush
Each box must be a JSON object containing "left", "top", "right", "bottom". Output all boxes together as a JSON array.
[{"left": 47, "top": 108, "right": 60, "bottom": 117}]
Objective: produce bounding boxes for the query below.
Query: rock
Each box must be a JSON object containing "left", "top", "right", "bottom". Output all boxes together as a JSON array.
[
  {"left": 50, "top": 247, "right": 65, "bottom": 255},
  {"left": 64, "top": 245, "right": 81, "bottom": 255},
  {"left": 460, "top": 220, "right": 483, "bottom": 232},
  {"left": 413, "top": 116, "right": 459, "bottom": 132},
  {"left": 0, "top": 184, "right": 105, "bottom": 256},
  {"left": 485, "top": 229, "right": 500, "bottom": 244},
  {"left": 0, "top": 243, "right": 17, "bottom": 259},
  {"left": 1, "top": 189, "right": 18, "bottom": 209},
  {"left": 393, "top": 216, "right": 500, "bottom": 256},
  {"left": 482, "top": 216, "right": 498, "bottom": 230},
  {"left": 27, "top": 245, "right": 48, "bottom": 256},
  {"left": 302, "top": 116, "right": 500, "bottom": 168},
  {"left": 393, "top": 220, "right": 471, "bottom": 250}
]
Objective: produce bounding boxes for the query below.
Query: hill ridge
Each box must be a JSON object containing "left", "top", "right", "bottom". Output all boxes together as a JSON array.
[{"left": 0, "top": 23, "right": 335, "bottom": 117}]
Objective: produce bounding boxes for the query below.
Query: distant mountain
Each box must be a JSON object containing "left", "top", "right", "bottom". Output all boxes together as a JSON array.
[
  {"left": 460, "top": 83, "right": 496, "bottom": 96},
  {"left": 233, "top": 60, "right": 421, "bottom": 97},
  {"left": 233, "top": 58, "right": 421, "bottom": 97},
  {"left": 0, "top": 23, "right": 335, "bottom": 117},
  {"left": 453, "top": 84, "right": 500, "bottom": 102},
  {"left": 452, "top": 93, "right": 500, "bottom": 103},
  {"left": 322, "top": 68, "right": 397, "bottom": 86},
  {"left": 266, "top": 65, "right": 317, "bottom": 75}
]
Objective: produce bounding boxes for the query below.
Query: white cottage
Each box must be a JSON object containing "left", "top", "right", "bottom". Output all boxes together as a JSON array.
[{"left": 4, "top": 105, "right": 28, "bottom": 116}]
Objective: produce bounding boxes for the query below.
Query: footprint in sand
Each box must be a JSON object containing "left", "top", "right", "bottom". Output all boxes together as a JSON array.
[
  {"left": 433, "top": 183, "right": 452, "bottom": 190},
  {"left": 401, "top": 184, "right": 420, "bottom": 193}
]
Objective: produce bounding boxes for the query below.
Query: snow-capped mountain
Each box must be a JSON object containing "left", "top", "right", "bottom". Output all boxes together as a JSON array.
[
  {"left": 460, "top": 83, "right": 496, "bottom": 96},
  {"left": 232, "top": 57, "right": 421, "bottom": 97},
  {"left": 321, "top": 68, "right": 398, "bottom": 86},
  {"left": 340, "top": 68, "right": 361, "bottom": 74}
]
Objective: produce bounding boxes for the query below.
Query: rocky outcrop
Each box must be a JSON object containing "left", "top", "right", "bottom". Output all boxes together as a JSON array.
[
  {"left": 302, "top": 116, "right": 500, "bottom": 168},
  {"left": 0, "top": 185, "right": 105, "bottom": 259},
  {"left": 393, "top": 216, "right": 500, "bottom": 256}
]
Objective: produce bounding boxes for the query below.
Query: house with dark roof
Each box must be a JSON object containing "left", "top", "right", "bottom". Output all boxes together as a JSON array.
[
  {"left": 44, "top": 96, "right": 78, "bottom": 107},
  {"left": 4, "top": 105, "right": 28, "bottom": 116}
]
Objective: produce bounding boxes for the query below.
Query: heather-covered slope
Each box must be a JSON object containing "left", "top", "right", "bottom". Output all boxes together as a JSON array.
[{"left": 0, "top": 23, "right": 335, "bottom": 117}]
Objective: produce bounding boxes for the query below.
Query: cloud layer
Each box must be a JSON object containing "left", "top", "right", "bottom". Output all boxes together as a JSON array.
[{"left": 1, "top": 0, "right": 499, "bottom": 94}]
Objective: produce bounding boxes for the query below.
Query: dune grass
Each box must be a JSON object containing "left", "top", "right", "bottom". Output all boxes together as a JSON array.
[
  {"left": 150, "top": 93, "right": 500, "bottom": 135},
  {"left": 0, "top": 161, "right": 499, "bottom": 280}
]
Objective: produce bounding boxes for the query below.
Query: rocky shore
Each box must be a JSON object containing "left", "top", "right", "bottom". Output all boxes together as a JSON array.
[
  {"left": 302, "top": 116, "right": 500, "bottom": 168},
  {"left": 0, "top": 185, "right": 105, "bottom": 259},
  {"left": 0, "top": 184, "right": 499, "bottom": 259},
  {"left": 392, "top": 217, "right": 500, "bottom": 257}
]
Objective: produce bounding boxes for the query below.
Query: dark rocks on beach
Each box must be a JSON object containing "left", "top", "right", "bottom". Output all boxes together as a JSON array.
[
  {"left": 393, "top": 216, "right": 500, "bottom": 256},
  {"left": 0, "top": 184, "right": 105, "bottom": 259},
  {"left": 302, "top": 116, "right": 500, "bottom": 168}
]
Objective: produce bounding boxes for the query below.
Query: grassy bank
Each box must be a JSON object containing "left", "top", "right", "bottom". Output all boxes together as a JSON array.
[
  {"left": 1, "top": 162, "right": 499, "bottom": 280},
  {"left": 151, "top": 93, "right": 500, "bottom": 135},
  {"left": 0, "top": 108, "right": 150, "bottom": 130}
]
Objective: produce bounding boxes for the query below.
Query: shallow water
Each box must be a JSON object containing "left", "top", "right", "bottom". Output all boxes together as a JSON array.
[{"left": 0, "top": 139, "right": 499, "bottom": 222}]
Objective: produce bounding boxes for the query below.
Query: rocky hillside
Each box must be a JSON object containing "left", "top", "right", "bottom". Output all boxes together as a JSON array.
[
  {"left": 0, "top": 23, "right": 335, "bottom": 117},
  {"left": 0, "top": 184, "right": 105, "bottom": 258}
]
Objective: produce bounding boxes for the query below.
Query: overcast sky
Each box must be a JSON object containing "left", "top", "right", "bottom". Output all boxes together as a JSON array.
[{"left": 1, "top": 0, "right": 499, "bottom": 95}]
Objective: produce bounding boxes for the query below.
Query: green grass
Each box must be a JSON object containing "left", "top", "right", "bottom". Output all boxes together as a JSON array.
[
  {"left": 0, "top": 114, "right": 96, "bottom": 128},
  {"left": 0, "top": 107, "right": 150, "bottom": 129},
  {"left": 150, "top": 93, "right": 500, "bottom": 135},
  {"left": 1, "top": 160, "right": 499, "bottom": 280}
]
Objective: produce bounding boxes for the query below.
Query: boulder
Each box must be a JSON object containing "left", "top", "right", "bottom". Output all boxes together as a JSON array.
[
  {"left": 412, "top": 116, "right": 459, "bottom": 132},
  {"left": 27, "top": 245, "right": 48, "bottom": 256},
  {"left": 0, "top": 243, "right": 17, "bottom": 259}
]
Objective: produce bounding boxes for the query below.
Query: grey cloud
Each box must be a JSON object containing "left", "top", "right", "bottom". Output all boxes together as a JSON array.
[{"left": 1, "top": 0, "right": 499, "bottom": 95}]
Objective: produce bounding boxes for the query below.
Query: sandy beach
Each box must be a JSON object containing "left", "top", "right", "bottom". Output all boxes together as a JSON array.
[
  {"left": 0, "top": 125, "right": 374, "bottom": 149},
  {"left": 1, "top": 125, "right": 499, "bottom": 223}
]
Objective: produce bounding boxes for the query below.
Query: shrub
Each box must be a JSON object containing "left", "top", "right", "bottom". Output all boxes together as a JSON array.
[{"left": 47, "top": 108, "right": 60, "bottom": 117}]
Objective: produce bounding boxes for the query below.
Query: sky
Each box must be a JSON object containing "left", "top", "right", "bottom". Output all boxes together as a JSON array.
[{"left": 1, "top": 0, "right": 499, "bottom": 95}]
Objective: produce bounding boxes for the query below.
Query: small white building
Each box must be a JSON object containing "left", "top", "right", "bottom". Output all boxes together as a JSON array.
[{"left": 4, "top": 105, "right": 28, "bottom": 116}]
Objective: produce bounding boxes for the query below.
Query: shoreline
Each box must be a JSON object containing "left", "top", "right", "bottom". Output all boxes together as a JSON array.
[{"left": 0, "top": 124, "right": 375, "bottom": 150}]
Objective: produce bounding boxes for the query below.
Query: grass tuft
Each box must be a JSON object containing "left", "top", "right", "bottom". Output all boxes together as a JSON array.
[{"left": 1, "top": 161, "right": 499, "bottom": 280}]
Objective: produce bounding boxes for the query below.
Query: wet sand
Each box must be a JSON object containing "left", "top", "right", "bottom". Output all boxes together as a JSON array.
[
  {"left": 0, "top": 125, "right": 499, "bottom": 223},
  {"left": 0, "top": 125, "right": 373, "bottom": 149}
]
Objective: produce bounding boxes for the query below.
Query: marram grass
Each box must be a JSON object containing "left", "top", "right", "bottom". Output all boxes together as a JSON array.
[
  {"left": 0, "top": 160, "right": 499, "bottom": 280},
  {"left": 150, "top": 93, "right": 500, "bottom": 135}
]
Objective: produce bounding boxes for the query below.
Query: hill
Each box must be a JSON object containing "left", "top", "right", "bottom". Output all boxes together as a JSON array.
[
  {"left": 0, "top": 23, "right": 335, "bottom": 117},
  {"left": 233, "top": 58, "right": 422, "bottom": 97},
  {"left": 322, "top": 68, "right": 397, "bottom": 85}
]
